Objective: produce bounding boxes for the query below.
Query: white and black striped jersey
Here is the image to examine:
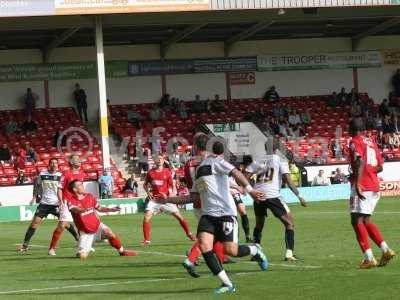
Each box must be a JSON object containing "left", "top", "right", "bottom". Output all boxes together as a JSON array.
[
  {"left": 36, "top": 170, "right": 62, "bottom": 206},
  {"left": 195, "top": 155, "right": 237, "bottom": 217}
]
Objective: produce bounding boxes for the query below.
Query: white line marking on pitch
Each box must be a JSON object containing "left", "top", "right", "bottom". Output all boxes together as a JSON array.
[{"left": 14, "top": 244, "right": 322, "bottom": 269}]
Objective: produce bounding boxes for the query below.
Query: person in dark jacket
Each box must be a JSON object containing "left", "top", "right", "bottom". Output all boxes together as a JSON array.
[{"left": 73, "top": 83, "right": 88, "bottom": 122}]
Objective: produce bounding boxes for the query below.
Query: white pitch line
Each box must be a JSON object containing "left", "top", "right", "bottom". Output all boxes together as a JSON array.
[
  {"left": 300, "top": 211, "right": 400, "bottom": 215},
  {"left": 14, "top": 244, "right": 322, "bottom": 269}
]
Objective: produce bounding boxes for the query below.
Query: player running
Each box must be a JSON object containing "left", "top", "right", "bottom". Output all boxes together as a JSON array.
[
  {"left": 348, "top": 119, "right": 395, "bottom": 269},
  {"left": 142, "top": 153, "right": 195, "bottom": 245},
  {"left": 67, "top": 180, "right": 137, "bottom": 259},
  {"left": 17, "top": 158, "right": 79, "bottom": 253},
  {"left": 48, "top": 154, "right": 85, "bottom": 256},
  {"left": 157, "top": 141, "right": 268, "bottom": 294},
  {"left": 245, "top": 140, "right": 307, "bottom": 261}
]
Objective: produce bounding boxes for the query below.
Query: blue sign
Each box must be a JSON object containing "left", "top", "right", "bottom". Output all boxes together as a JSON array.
[
  {"left": 194, "top": 57, "right": 257, "bottom": 73},
  {"left": 128, "top": 60, "right": 194, "bottom": 76}
]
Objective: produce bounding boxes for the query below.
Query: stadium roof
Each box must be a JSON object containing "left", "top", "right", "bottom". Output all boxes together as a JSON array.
[{"left": 0, "top": 7, "right": 399, "bottom": 51}]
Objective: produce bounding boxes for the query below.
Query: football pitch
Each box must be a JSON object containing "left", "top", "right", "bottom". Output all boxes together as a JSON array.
[{"left": 1, "top": 198, "right": 399, "bottom": 300}]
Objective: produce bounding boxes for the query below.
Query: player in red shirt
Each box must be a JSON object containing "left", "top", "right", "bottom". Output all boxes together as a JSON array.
[
  {"left": 142, "top": 154, "right": 194, "bottom": 245},
  {"left": 47, "top": 155, "right": 83, "bottom": 256},
  {"left": 68, "top": 179, "right": 137, "bottom": 259},
  {"left": 348, "top": 120, "right": 395, "bottom": 268}
]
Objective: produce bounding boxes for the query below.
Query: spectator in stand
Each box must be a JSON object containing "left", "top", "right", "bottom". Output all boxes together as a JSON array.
[
  {"left": 15, "top": 170, "right": 30, "bottom": 185},
  {"left": 23, "top": 88, "right": 38, "bottom": 117},
  {"left": 364, "top": 111, "right": 375, "bottom": 130},
  {"left": 392, "top": 114, "right": 400, "bottom": 134},
  {"left": 269, "top": 117, "right": 280, "bottom": 135},
  {"left": 392, "top": 69, "right": 400, "bottom": 96},
  {"left": 21, "top": 115, "right": 37, "bottom": 134},
  {"left": 53, "top": 130, "right": 67, "bottom": 148},
  {"left": 350, "top": 100, "right": 362, "bottom": 117},
  {"left": 73, "top": 83, "right": 88, "bottom": 123},
  {"left": 0, "top": 143, "right": 12, "bottom": 163},
  {"left": 376, "top": 130, "right": 385, "bottom": 149},
  {"left": 301, "top": 109, "right": 312, "bottom": 126},
  {"left": 328, "top": 92, "right": 339, "bottom": 107},
  {"left": 346, "top": 88, "right": 358, "bottom": 105},
  {"left": 331, "top": 168, "right": 348, "bottom": 184},
  {"left": 98, "top": 169, "right": 114, "bottom": 199},
  {"left": 263, "top": 85, "right": 280, "bottom": 102},
  {"left": 176, "top": 177, "right": 189, "bottom": 196},
  {"left": 149, "top": 105, "right": 163, "bottom": 122},
  {"left": 289, "top": 124, "right": 305, "bottom": 139},
  {"left": 373, "top": 112, "right": 383, "bottom": 130},
  {"left": 16, "top": 146, "right": 27, "bottom": 170},
  {"left": 312, "top": 170, "right": 331, "bottom": 186},
  {"left": 288, "top": 110, "right": 301, "bottom": 126},
  {"left": 382, "top": 115, "right": 394, "bottom": 135},
  {"left": 337, "top": 87, "right": 347, "bottom": 106},
  {"left": 4, "top": 115, "right": 19, "bottom": 135},
  {"left": 159, "top": 93, "right": 170, "bottom": 109},
  {"left": 379, "top": 99, "right": 391, "bottom": 117},
  {"left": 178, "top": 100, "right": 188, "bottom": 119},
  {"left": 123, "top": 174, "right": 138, "bottom": 194},
  {"left": 127, "top": 109, "right": 143, "bottom": 128},
  {"left": 24, "top": 144, "right": 38, "bottom": 162},
  {"left": 388, "top": 132, "right": 400, "bottom": 149},
  {"left": 211, "top": 94, "right": 225, "bottom": 112},
  {"left": 191, "top": 94, "right": 203, "bottom": 113}
]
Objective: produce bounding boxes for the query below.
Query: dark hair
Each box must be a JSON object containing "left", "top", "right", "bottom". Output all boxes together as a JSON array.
[
  {"left": 49, "top": 157, "right": 58, "bottom": 164},
  {"left": 68, "top": 179, "right": 79, "bottom": 193},
  {"left": 349, "top": 118, "right": 365, "bottom": 136},
  {"left": 194, "top": 133, "right": 208, "bottom": 151},
  {"left": 212, "top": 141, "right": 225, "bottom": 155}
]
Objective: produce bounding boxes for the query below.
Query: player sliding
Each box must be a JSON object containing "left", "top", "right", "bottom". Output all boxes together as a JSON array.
[
  {"left": 348, "top": 120, "right": 395, "bottom": 269},
  {"left": 157, "top": 141, "right": 268, "bottom": 294},
  {"left": 245, "top": 140, "right": 307, "bottom": 261},
  {"left": 67, "top": 180, "right": 137, "bottom": 259},
  {"left": 142, "top": 154, "right": 195, "bottom": 245},
  {"left": 17, "top": 158, "right": 79, "bottom": 253}
]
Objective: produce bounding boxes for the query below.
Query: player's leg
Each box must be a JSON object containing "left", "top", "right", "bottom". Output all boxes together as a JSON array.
[
  {"left": 277, "top": 213, "right": 296, "bottom": 261},
  {"left": 351, "top": 213, "right": 376, "bottom": 268},
  {"left": 19, "top": 215, "right": 43, "bottom": 252},
  {"left": 252, "top": 201, "right": 267, "bottom": 244},
  {"left": 48, "top": 221, "right": 68, "bottom": 255},
  {"left": 170, "top": 208, "right": 195, "bottom": 241},
  {"left": 198, "top": 220, "right": 235, "bottom": 295},
  {"left": 76, "top": 231, "right": 95, "bottom": 260},
  {"left": 142, "top": 208, "right": 153, "bottom": 245},
  {"left": 101, "top": 224, "right": 137, "bottom": 256},
  {"left": 236, "top": 202, "right": 251, "bottom": 242}
]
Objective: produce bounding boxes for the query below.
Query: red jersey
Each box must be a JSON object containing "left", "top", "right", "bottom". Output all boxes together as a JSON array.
[
  {"left": 68, "top": 193, "right": 100, "bottom": 234},
  {"left": 60, "top": 169, "right": 86, "bottom": 201},
  {"left": 184, "top": 157, "right": 202, "bottom": 209},
  {"left": 349, "top": 135, "right": 383, "bottom": 192},
  {"left": 145, "top": 168, "right": 173, "bottom": 196}
]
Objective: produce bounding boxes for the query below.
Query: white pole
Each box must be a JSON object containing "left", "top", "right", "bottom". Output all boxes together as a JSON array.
[{"left": 94, "top": 15, "right": 111, "bottom": 170}]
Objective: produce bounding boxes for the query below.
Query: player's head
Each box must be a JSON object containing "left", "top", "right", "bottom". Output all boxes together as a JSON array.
[
  {"left": 193, "top": 133, "right": 208, "bottom": 154},
  {"left": 154, "top": 154, "right": 165, "bottom": 168},
  {"left": 212, "top": 141, "right": 225, "bottom": 155},
  {"left": 69, "top": 154, "right": 81, "bottom": 169},
  {"left": 48, "top": 158, "right": 58, "bottom": 172},
  {"left": 349, "top": 118, "right": 366, "bottom": 137},
  {"left": 69, "top": 179, "right": 85, "bottom": 195},
  {"left": 264, "top": 138, "right": 280, "bottom": 154}
]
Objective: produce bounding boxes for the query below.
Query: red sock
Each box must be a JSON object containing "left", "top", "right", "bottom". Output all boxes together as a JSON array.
[
  {"left": 178, "top": 218, "right": 191, "bottom": 236},
  {"left": 187, "top": 242, "right": 202, "bottom": 263},
  {"left": 49, "top": 228, "right": 63, "bottom": 250},
  {"left": 213, "top": 241, "right": 225, "bottom": 263},
  {"left": 365, "top": 222, "right": 384, "bottom": 247},
  {"left": 352, "top": 223, "right": 370, "bottom": 252},
  {"left": 143, "top": 221, "right": 151, "bottom": 241},
  {"left": 109, "top": 236, "right": 123, "bottom": 252}
]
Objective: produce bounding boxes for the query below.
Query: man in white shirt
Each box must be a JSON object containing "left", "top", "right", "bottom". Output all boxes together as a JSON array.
[{"left": 312, "top": 170, "right": 331, "bottom": 186}]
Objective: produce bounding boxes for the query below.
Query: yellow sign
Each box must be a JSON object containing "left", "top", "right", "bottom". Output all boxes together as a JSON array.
[
  {"left": 381, "top": 49, "right": 400, "bottom": 65},
  {"left": 55, "top": 0, "right": 209, "bottom": 14}
]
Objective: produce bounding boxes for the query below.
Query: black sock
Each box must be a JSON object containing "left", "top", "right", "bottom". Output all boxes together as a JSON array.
[
  {"left": 23, "top": 226, "right": 36, "bottom": 246},
  {"left": 237, "top": 245, "right": 251, "bottom": 257},
  {"left": 285, "top": 229, "right": 295, "bottom": 251},
  {"left": 241, "top": 214, "right": 250, "bottom": 237},
  {"left": 253, "top": 227, "right": 262, "bottom": 244},
  {"left": 202, "top": 251, "right": 223, "bottom": 275},
  {"left": 67, "top": 225, "right": 79, "bottom": 241}
]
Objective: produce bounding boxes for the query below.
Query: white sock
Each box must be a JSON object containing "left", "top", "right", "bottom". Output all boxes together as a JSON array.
[
  {"left": 364, "top": 249, "right": 374, "bottom": 261},
  {"left": 184, "top": 258, "right": 194, "bottom": 266},
  {"left": 118, "top": 247, "right": 124, "bottom": 253},
  {"left": 380, "top": 241, "right": 389, "bottom": 253},
  {"left": 217, "top": 270, "right": 233, "bottom": 287},
  {"left": 248, "top": 245, "right": 258, "bottom": 256},
  {"left": 285, "top": 249, "right": 293, "bottom": 258}
]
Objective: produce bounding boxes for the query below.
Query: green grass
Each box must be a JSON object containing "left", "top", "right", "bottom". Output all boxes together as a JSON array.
[{"left": 1, "top": 198, "right": 400, "bottom": 300}]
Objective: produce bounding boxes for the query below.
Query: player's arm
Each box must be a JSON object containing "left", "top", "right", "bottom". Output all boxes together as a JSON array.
[
  {"left": 69, "top": 206, "right": 91, "bottom": 214},
  {"left": 143, "top": 175, "right": 153, "bottom": 200},
  {"left": 353, "top": 155, "right": 365, "bottom": 200},
  {"left": 230, "top": 169, "right": 265, "bottom": 202},
  {"left": 282, "top": 173, "right": 307, "bottom": 207},
  {"left": 154, "top": 192, "right": 197, "bottom": 205},
  {"left": 96, "top": 205, "right": 120, "bottom": 213}
]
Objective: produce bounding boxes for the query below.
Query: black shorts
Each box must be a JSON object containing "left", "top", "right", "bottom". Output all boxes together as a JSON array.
[
  {"left": 197, "top": 215, "right": 238, "bottom": 243},
  {"left": 254, "top": 197, "right": 290, "bottom": 218},
  {"left": 232, "top": 193, "right": 243, "bottom": 205},
  {"left": 34, "top": 204, "right": 59, "bottom": 219}
]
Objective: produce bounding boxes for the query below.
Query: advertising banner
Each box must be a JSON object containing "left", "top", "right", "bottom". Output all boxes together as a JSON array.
[
  {"left": 229, "top": 72, "right": 256, "bottom": 85},
  {"left": 381, "top": 49, "right": 400, "bottom": 65},
  {"left": 380, "top": 181, "right": 400, "bottom": 196},
  {"left": 0, "top": 0, "right": 54, "bottom": 17},
  {"left": 54, "top": 0, "right": 209, "bottom": 15},
  {"left": 257, "top": 51, "right": 382, "bottom": 71}
]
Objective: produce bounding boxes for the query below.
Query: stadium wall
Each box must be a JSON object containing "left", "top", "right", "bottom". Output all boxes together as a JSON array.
[{"left": 0, "top": 37, "right": 398, "bottom": 120}]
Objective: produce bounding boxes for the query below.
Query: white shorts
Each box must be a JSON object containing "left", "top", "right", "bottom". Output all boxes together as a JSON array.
[
  {"left": 193, "top": 208, "right": 202, "bottom": 221},
  {"left": 145, "top": 200, "right": 179, "bottom": 214},
  {"left": 78, "top": 223, "right": 109, "bottom": 254},
  {"left": 350, "top": 187, "right": 380, "bottom": 215},
  {"left": 59, "top": 204, "right": 73, "bottom": 222}
]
